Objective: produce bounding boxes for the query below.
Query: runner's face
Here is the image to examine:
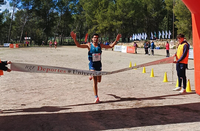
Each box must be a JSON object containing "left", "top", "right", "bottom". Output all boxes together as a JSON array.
[{"left": 92, "top": 35, "right": 99, "bottom": 43}]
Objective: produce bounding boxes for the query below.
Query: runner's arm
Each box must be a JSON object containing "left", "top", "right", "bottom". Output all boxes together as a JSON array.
[
  {"left": 101, "top": 34, "right": 121, "bottom": 48},
  {"left": 0, "top": 61, "right": 8, "bottom": 71},
  {"left": 70, "top": 31, "right": 88, "bottom": 48}
]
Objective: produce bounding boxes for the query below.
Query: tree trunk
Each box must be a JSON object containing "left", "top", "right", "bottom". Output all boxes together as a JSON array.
[
  {"left": 8, "top": 3, "right": 16, "bottom": 43},
  {"left": 19, "top": 17, "right": 27, "bottom": 43}
]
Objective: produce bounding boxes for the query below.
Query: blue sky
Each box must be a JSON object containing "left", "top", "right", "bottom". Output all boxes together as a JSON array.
[{"left": 0, "top": 0, "right": 12, "bottom": 13}]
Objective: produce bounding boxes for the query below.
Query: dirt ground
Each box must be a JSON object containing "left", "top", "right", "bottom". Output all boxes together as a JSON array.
[{"left": 0, "top": 46, "right": 199, "bottom": 131}]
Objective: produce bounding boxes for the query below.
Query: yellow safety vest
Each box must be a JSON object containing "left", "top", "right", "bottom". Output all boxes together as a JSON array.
[{"left": 176, "top": 43, "right": 189, "bottom": 64}]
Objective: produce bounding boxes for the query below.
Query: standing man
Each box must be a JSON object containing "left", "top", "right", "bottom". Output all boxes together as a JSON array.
[
  {"left": 54, "top": 40, "right": 57, "bottom": 49},
  {"left": 166, "top": 41, "right": 170, "bottom": 57},
  {"left": 150, "top": 40, "right": 155, "bottom": 55},
  {"left": 144, "top": 41, "right": 149, "bottom": 55},
  {"left": 173, "top": 34, "right": 189, "bottom": 94},
  {"left": 42, "top": 41, "right": 45, "bottom": 46},
  {"left": 70, "top": 31, "right": 121, "bottom": 103},
  {"left": 133, "top": 42, "right": 138, "bottom": 54},
  {"left": 49, "top": 41, "right": 52, "bottom": 48}
]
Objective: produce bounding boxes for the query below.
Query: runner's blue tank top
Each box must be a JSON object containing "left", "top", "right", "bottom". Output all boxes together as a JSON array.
[{"left": 88, "top": 43, "right": 102, "bottom": 62}]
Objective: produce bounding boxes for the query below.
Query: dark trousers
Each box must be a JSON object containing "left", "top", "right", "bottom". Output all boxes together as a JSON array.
[
  {"left": 166, "top": 50, "right": 169, "bottom": 57},
  {"left": 151, "top": 49, "right": 154, "bottom": 55},
  {"left": 135, "top": 48, "right": 137, "bottom": 54},
  {"left": 145, "top": 49, "right": 148, "bottom": 54},
  {"left": 176, "top": 63, "right": 187, "bottom": 89}
]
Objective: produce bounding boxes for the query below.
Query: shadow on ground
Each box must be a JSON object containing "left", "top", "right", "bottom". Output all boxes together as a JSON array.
[{"left": 1, "top": 93, "right": 200, "bottom": 131}]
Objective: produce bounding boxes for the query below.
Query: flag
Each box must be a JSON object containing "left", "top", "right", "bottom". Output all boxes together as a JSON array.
[
  {"left": 139, "top": 33, "right": 142, "bottom": 41},
  {"left": 162, "top": 31, "right": 165, "bottom": 39},
  {"left": 138, "top": 33, "right": 140, "bottom": 41},
  {"left": 142, "top": 33, "right": 144, "bottom": 40},
  {"left": 151, "top": 32, "right": 153, "bottom": 40},
  {"left": 132, "top": 34, "right": 135, "bottom": 40},
  {"left": 165, "top": 31, "right": 168, "bottom": 39},
  {"left": 145, "top": 33, "right": 147, "bottom": 40},
  {"left": 168, "top": 30, "right": 171, "bottom": 39},
  {"left": 159, "top": 31, "right": 161, "bottom": 39},
  {"left": 154, "top": 32, "right": 157, "bottom": 39}
]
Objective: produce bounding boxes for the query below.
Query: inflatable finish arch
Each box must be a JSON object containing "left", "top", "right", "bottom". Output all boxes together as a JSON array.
[{"left": 182, "top": 0, "right": 200, "bottom": 95}]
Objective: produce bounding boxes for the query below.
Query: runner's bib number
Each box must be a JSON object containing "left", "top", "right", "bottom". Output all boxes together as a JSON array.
[{"left": 92, "top": 53, "right": 101, "bottom": 62}]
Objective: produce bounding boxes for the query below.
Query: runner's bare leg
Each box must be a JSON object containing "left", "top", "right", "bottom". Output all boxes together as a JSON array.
[{"left": 93, "top": 76, "right": 98, "bottom": 96}]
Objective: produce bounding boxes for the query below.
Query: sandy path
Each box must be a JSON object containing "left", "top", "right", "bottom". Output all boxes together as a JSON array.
[{"left": 0, "top": 46, "right": 199, "bottom": 131}]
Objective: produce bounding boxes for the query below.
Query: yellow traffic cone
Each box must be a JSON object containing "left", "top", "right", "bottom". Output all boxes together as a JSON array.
[
  {"left": 186, "top": 79, "right": 192, "bottom": 93},
  {"left": 129, "top": 61, "right": 132, "bottom": 68},
  {"left": 150, "top": 68, "right": 154, "bottom": 77},
  {"left": 176, "top": 78, "right": 179, "bottom": 87},
  {"left": 163, "top": 72, "right": 168, "bottom": 82},
  {"left": 134, "top": 63, "right": 137, "bottom": 70},
  {"left": 142, "top": 67, "right": 146, "bottom": 73}
]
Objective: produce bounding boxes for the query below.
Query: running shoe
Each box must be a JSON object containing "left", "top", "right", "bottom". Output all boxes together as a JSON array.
[
  {"left": 179, "top": 89, "right": 187, "bottom": 94},
  {"left": 94, "top": 97, "right": 100, "bottom": 103},
  {"left": 173, "top": 87, "right": 182, "bottom": 91}
]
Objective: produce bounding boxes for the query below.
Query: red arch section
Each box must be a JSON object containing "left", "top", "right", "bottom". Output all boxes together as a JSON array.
[{"left": 182, "top": 0, "right": 200, "bottom": 95}]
